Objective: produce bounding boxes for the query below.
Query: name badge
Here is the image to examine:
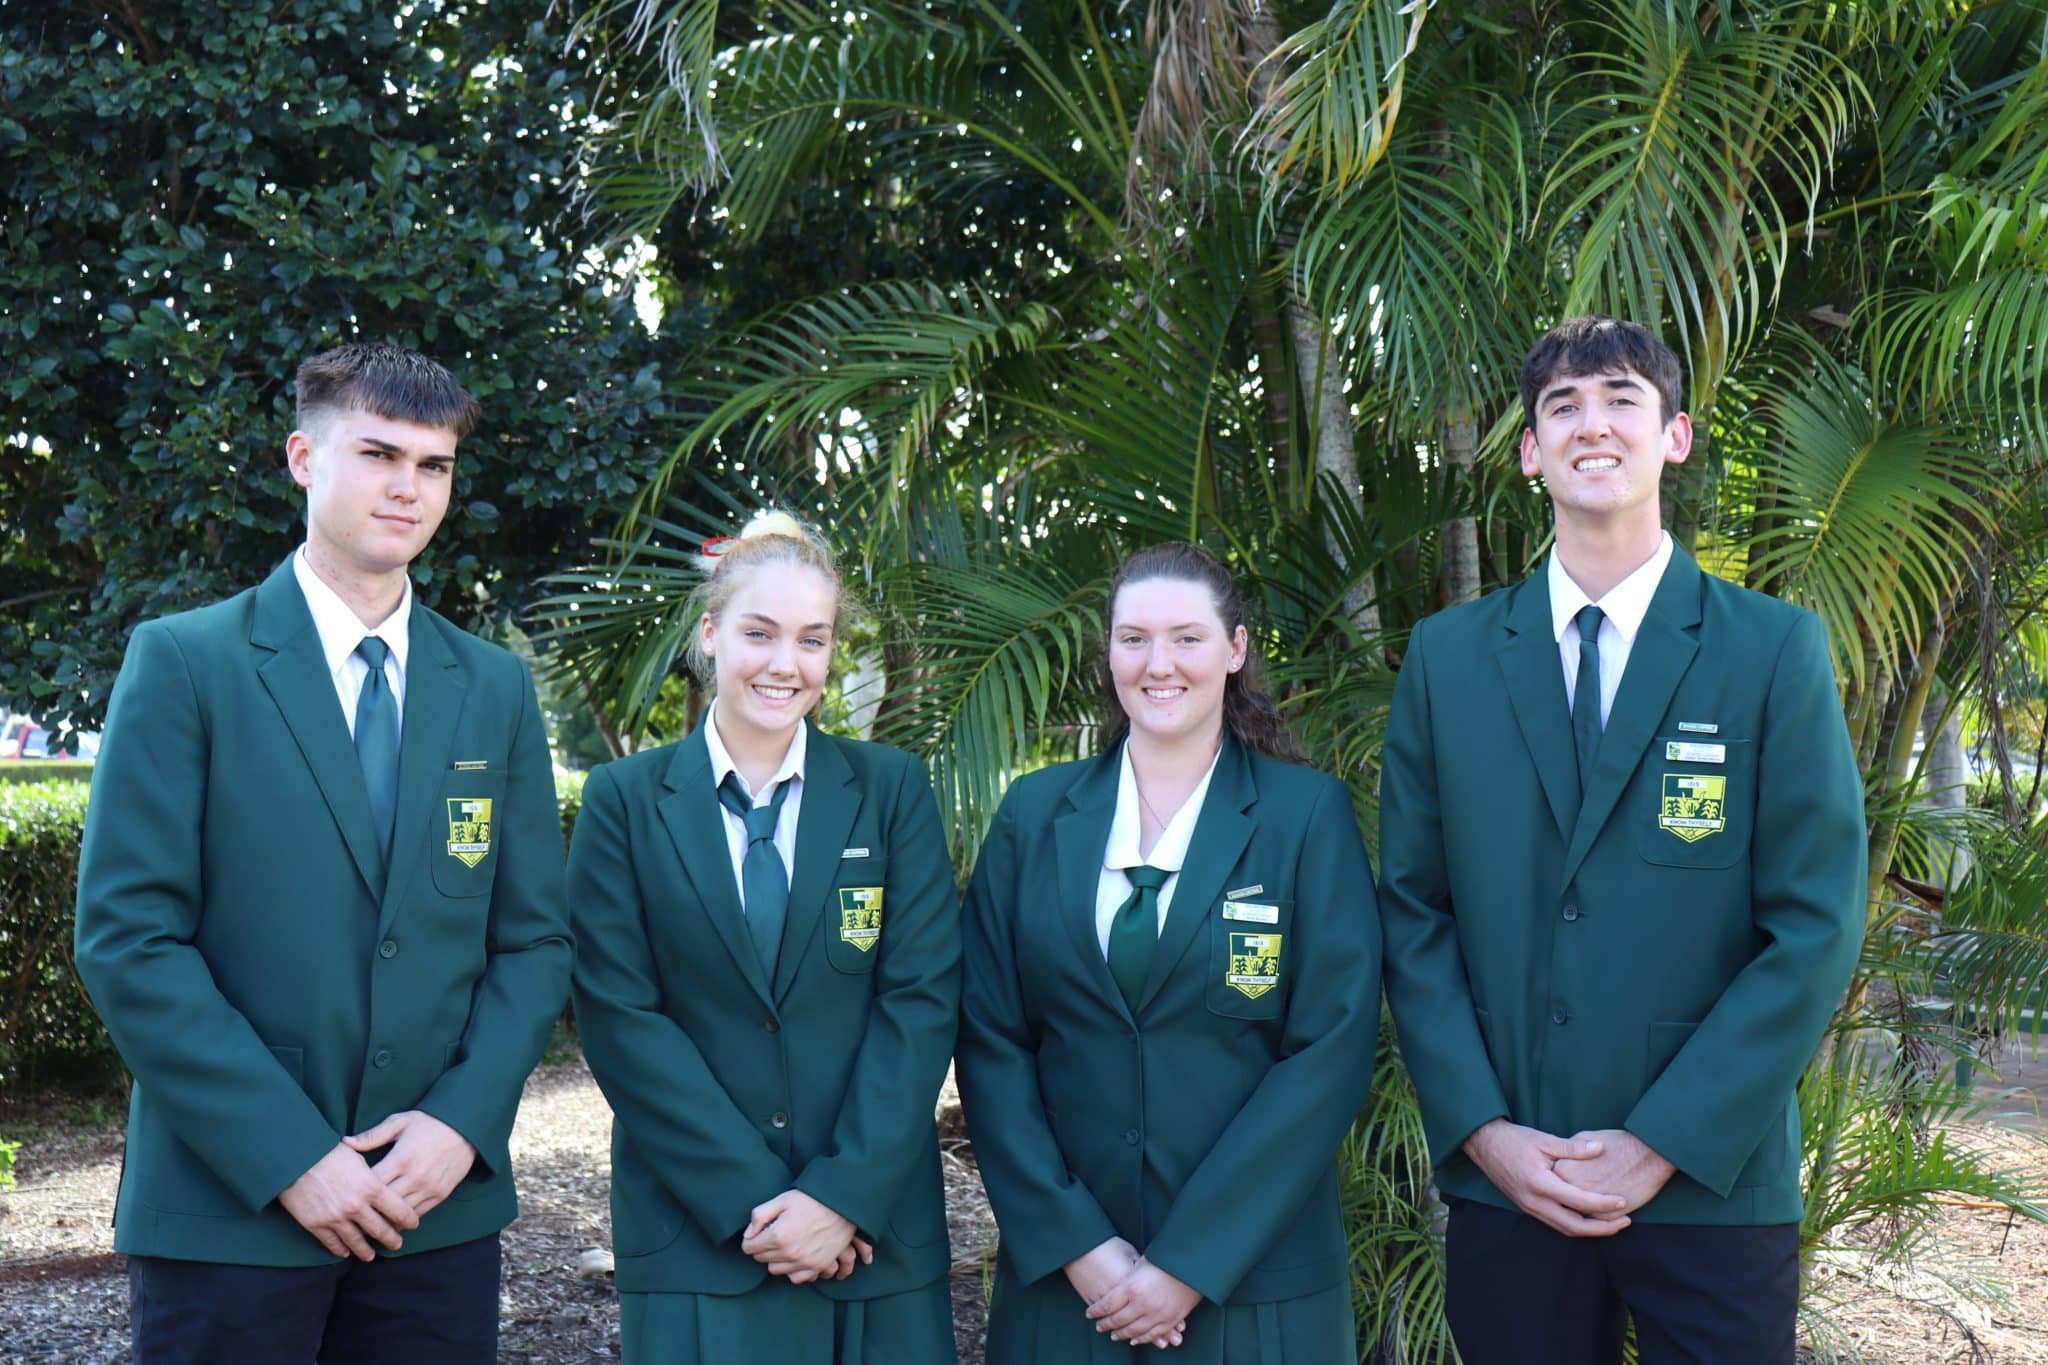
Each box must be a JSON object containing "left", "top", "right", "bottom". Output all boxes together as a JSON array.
[
  {"left": 841, "top": 847, "right": 871, "bottom": 859},
  {"left": 1675, "top": 721, "right": 1719, "bottom": 735},
  {"left": 1223, "top": 901, "right": 1280, "bottom": 924},
  {"left": 1225, "top": 884, "right": 1265, "bottom": 900},
  {"left": 452, "top": 759, "right": 490, "bottom": 771},
  {"left": 1665, "top": 741, "right": 1726, "bottom": 764}
]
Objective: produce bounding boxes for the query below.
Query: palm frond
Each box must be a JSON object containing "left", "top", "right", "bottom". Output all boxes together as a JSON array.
[
  {"left": 1538, "top": 1, "right": 1863, "bottom": 390},
  {"left": 1735, "top": 337, "right": 1999, "bottom": 687},
  {"left": 1246, "top": 0, "right": 1441, "bottom": 192}
]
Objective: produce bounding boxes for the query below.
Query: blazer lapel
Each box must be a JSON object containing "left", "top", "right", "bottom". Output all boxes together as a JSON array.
[
  {"left": 1137, "top": 737, "right": 1254, "bottom": 1013},
  {"left": 377, "top": 611, "right": 464, "bottom": 938},
  {"left": 1561, "top": 549, "right": 1704, "bottom": 887},
  {"left": 775, "top": 725, "right": 857, "bottom": 1002},
  {"left": 250, "top": 560, "right": 383, "bottom": 901},
  {"left": 1496, "top": 575, "right": 1581, "bottom": 843},
  {"left": 1053, "top": 751, "right": 1127, "bottom": 1017},
  {"left": 658, "top": 731, "right": 776, "bottom": 1010}
]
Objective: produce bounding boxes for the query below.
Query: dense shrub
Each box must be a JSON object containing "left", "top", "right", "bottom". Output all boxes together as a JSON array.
[
  {"left": 0, "top": 782, "right": 110, "bottom": 1089},
  {"left": 0, "top": 770, "right": 591, "bottom": 1091},
  {"left": 0, "top": 762, "right": 95, "bottom": 786}
]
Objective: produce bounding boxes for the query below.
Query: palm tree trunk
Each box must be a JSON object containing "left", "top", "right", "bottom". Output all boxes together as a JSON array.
[{"left": 1439, "top": 411, "right": 1481, "bottom": 606}]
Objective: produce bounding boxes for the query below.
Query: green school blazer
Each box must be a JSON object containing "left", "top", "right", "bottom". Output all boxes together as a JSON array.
[
  {"left": 957, "top": 737, "right": 1382, "bottom": 1306},
  {"left": 1379, "top": 547, "right": 1866, "bottom": 1225},
  {"left": 566, "top": 721, "right": 960, "bottom": 1300},
  {"left": 73, "top": 557, "right": 572, "bottom": 1265}
]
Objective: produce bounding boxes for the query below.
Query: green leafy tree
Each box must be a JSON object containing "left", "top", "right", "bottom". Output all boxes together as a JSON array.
[
  {"left": 0, "top": 0, "right": 684, "bottom": 730},
  {"left": 554, "top": 0, "right": 2048, "bottom": 1356}
]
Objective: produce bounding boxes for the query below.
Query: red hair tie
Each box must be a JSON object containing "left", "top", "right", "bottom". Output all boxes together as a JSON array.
[{"left": 700, "top": 536, "right": 738, "bottom": 557}]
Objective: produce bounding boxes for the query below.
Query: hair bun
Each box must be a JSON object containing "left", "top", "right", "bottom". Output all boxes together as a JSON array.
[{"left": 739, "top": 510, "right": 809, "bottom": 542}]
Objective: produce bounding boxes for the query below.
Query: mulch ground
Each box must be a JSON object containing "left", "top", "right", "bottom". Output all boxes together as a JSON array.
[{"left": 2, "top": 1047, "right": 2044, "bottom": 1363}]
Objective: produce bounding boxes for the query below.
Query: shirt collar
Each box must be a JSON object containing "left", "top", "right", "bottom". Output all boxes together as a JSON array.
[
  {"left": 292, "top": 545, "right": 412, "bottom": 677},
  {"left": 1548, "top": 531, "right": 1673, "bottom": 647},
  {"left": 704, "top": 696, "right": 808, "bottom": 802},
  {"left": 1104, "top": 739, "right": 1222, "bottom": 875}
]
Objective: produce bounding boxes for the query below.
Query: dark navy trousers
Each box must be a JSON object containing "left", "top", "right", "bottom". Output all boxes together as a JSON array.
[
  {"left": 128, "top": 1232, "right": 500, "bottom": 1365},
  {"left": 1444, "top": 1195, "right": 1799, "bottom": 1364}
]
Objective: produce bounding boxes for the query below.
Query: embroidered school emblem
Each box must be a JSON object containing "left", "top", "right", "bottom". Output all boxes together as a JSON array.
[
  {"left": 446, "top": 798, "right": 493, "bottom": 867},
  {"left": 1658, "top": 774, "right": 1726, "bottom": 843},
  {"left": 1226, "top": 932, "right": 1282, "bottom": 999},
  {"left": 837, "top": 887, "right": 884, "bottom": 951}
]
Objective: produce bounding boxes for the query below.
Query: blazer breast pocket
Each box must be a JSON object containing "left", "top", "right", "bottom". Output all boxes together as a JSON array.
[
  {"left": 823, "top": 856, "right": 888, "bottom": 973},
  {"left": 431, "top": 770, "right": 507, "bottom": 897},
  {"left": 1635, "top": 738, "right": 1752, "bottom": 871},
  {"left": 1205, "top": 896, "right": 1292, "bottom": 1020}
]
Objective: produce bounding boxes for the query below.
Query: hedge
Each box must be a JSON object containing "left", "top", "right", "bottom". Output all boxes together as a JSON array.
[
  {"left": 0, "top": 761, "right": 95, "bottom": 786},
  {"left": 0, "top": 768, "right": 593, "bottom": 1092}
]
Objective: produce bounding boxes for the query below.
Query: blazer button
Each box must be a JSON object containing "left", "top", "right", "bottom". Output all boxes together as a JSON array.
[
  {"left": 1561, "top": 905, "right": 1579, "bottom": 922},
  {"left": 1551, "top": 1010, "right": 1569, "bottom": 1026},
  {"left": 1124, "top": 1128, "right": 1140, "bottom": 1146},
  {"left": 763, "top": 1017, "right": 780, "bottom": 1033},
  {"left": 372, "top": 1049, "right": 394, "bottom": 1068},
  {"left": 770, "top": 1112, "right": 789, "bottom": 1129},
  {"left": 378, "top": 938, "right": 400, "bottom": 958}
]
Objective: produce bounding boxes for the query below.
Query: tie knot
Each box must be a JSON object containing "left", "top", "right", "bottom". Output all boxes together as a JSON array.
[
  {"left": 355, "top": 635, "right": 390, "bottom": 670},
  {"left": 1575, "top": 604, "right": 1604, "bottom": 646},
  {"left": 718, "top": 772, "right": 784, "bottom": 842},
  {"left": 1126, "top": 864, "right": 1171, "bottom": 892}
]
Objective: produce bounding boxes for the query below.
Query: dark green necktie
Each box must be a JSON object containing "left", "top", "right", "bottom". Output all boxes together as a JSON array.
[
  {"left": 353, "top": 636, "right": 399, "bottom": 870},
  {"left": 717, "top": 772, "right": 794, "bottom": 975},
  {"left": 1572, "top": 604, "right": 1605, "bottom": 786},
  {"left": 1107, "top": 864, "right": 1171, "bottom": 1011}
]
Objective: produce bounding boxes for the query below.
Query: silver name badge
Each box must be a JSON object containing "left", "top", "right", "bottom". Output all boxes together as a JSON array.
[
  {"left": 840, "top": 847, "right": 871, "bottom": 859},
  {"left": 1676, "top": 721, "right": 1720, "bottom": 735},
  {"left": 1666, "top": 741, "right": 1726, "bottom": 764},
  {"left": 1225, "top": 884, "right": 1265, "bottom": 900},
  {"left": 1223, "top": 902, "right": 1280, "bottom": 924}
]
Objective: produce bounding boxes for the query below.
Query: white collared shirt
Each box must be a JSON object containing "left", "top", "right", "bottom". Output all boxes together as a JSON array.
[
  {"left": 292, "top": 546, "right": 411, "bottom": 742},
  {"left": 704, "top": 697, "right": 807, "bottom": 908},
  {"left": 1548, "top": 531, "right": 1674, "bottom": 727},
  {"left": 1093, "top": 741, "right": 1223, "bottom": 956}
]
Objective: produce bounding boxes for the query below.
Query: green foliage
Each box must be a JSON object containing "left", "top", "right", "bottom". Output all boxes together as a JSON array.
[
  {"left": 0, "top": 774, "right": 591, "bottom": 1092},
  {"left": 0, "top": 0, "right": 683, "bottom": 733},
  {"left": 0, "top": 782, "right": 111, "bottom": 1089},
  {"left": 0, "top": 1135, "right": 16, "bottom": 1191},
  {"left": 0, "top": 762, "right": 94, "bottom": 786}
]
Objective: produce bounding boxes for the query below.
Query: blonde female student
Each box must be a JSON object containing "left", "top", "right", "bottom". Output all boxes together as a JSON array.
[
  {"left": 568, "top": 512, "right": 959, "bottom": 1365},
  {"left": 958, "top": 542, "right": 1382, "bottom": 1364}
]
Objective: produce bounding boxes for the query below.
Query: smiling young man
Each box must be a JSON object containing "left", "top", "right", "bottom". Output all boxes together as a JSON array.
[
  {"left": 1378, "top": 317, "right": 1866, "bottom": 1362},
  {"left": 74, "top": 343, "right": 571, "bottom": 1363}
]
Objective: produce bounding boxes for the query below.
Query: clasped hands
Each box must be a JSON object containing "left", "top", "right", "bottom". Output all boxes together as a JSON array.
[
  {"left": 1066, "top": 1237, "right": 1201, "bottom": 1349},
  {"left": 742, "top": 1190, "right": 875, "bottom": 1284},
  {"left": 1461, "top": 1118, "right": 1675, "bottom": 1238},
  {"left": 277, "top": 1110, "right": 476, "bottom": 1260}
]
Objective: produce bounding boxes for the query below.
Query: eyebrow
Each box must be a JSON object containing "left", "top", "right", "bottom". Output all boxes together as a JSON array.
[
  {"left": 1117, "top": 622, "right": 1211, "bottom": 633},
  {"left": 737, "top": 612, "right": 833, "bottom": 631},
  {"left": 359, "top": 436, "right": 456, "bottom": 461},
  {"left": 1541, "top": 375, "right": 1645, "bottom": 408}
]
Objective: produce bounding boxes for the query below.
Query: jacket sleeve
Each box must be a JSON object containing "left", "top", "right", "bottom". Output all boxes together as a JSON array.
[
  {"left": 1623, "top": 611, "right": 1866, "bottom": 1194},
  {"left": 414, "top": 655, "right": 573, "bottom": 1181},
  {"left": 1142, "top": 776, "right": 1382, "bottom": 1304},
  {"left": 793, "top": 752, "right": 963, "bottom": 1236},
  {"left": 568, "top": 763, "right": 795, "bottom": 1240},
  {"left": 73, "top": 621, "right": 339, "bottom": 1212},
  {"left": 1378, "top": 620, "right": 1514, "bottom": 1164},
  {"left": 955, "top": 791, "right": 1122, "bottom": 1285}
]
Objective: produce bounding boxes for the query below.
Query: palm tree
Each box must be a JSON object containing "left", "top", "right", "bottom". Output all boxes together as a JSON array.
[{"left": 544, "top": 0, "right": 2048, "bottom": 1357}]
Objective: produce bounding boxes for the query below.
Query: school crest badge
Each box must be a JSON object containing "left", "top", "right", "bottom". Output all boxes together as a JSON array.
[
  {"left": 837, "top": 887, "right": 883, "bottom": 951},
  {"left": 1226, "top": 931, "right": 1282, "bottom": 999},
  {"left": 1658, "top": 774, "right": 1726, "bottom": 843},
  {"left": 446, "top": 798, "right": 493, "bottom": 867}
]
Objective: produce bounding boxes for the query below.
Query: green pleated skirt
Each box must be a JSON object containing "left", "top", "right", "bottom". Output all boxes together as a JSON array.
[
  {"left": 985, "top": 1266, "right": 1352, "bottom": 1365},
  {"left": 619, "top": 1274, "right": 957, "bottom": 1365}
]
